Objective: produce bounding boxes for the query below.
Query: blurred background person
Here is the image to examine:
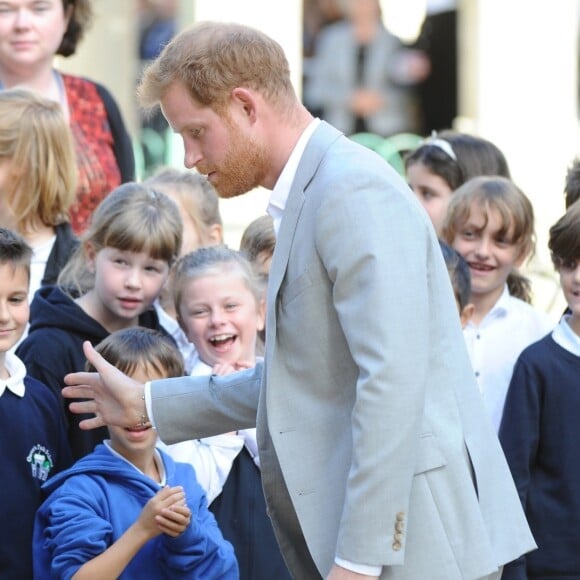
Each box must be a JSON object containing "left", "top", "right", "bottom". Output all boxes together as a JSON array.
[
  {"left": 0, "top": 89, "right": 77, "bottom": 311},
  {"left": 304, "top": 0, "right": 420, "bottom": 137},
  {"left": 0, "top": 0, "right": 135, "bottom": 234},
  {"left": 411, "top": 0, "right": 458, "bottom": 134}
]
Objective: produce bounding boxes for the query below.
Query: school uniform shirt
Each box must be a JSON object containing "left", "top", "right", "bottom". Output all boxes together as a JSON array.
[
  {"left": 0, "top": 352, "right": 72, "bottom": 580},
  {"left": 499, "top": 316, "right": 580, "bottom": 579},
  {"left": 10, "top": 223, "right": 79, "bottom": 353},
  {"left": 463, "top": 285, "right": 553, "bottom": 431},
  {"left": 33, "top": 443, "right": 238, "bottom": 580},
  {"left": 16, "top": 285, "right": 168, "bottom": 460},
  {"left": 160, "top": 358, "right": 290, "bottom": 580},
  {"left": 154, "top": 300, "right": 198, "bottom": 374}
]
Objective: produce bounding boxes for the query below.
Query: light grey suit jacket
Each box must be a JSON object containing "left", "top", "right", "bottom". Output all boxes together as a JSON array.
[{"left": 152, "top": 122, "right": 535, "bottom": 579}]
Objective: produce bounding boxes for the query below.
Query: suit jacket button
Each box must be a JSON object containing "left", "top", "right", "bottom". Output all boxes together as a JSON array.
[
  {"left": 392, "top": 541, "right": 402, "bottom": 551},
  {"left": 395, "top": 521, "right": 404, "bottom": 533},
  {"left": 396, "top": 512, "right": 405, "bottom": 521}
]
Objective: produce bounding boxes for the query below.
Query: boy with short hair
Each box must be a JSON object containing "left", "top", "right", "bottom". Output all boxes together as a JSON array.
[
  {"left": 499, "top": 201, "right": 580, "bottom": 578},
  {"left": 0, "top": 228, "right": 72, "bottom": 579},
  {"left": 33, "top": 327, "right": 238, "bottom": 579}
]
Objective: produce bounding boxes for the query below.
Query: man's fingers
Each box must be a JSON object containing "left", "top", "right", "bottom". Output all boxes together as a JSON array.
[
  {"left": 82, "top": 340, "right": 110, "bottom": 371},
  {"left": 62, "top": 384, "right": 94, "bottom": 399},
  {"left": 77, "top": 414, "right": 106, "bottom": 430},
  {"left": 68, "top": 399, "right": 97, "bottom": 414}
]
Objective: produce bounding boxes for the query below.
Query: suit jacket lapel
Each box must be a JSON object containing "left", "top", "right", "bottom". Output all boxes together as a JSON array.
[{"left": 267, "top": 121, "right": 343, "bottom": 305}]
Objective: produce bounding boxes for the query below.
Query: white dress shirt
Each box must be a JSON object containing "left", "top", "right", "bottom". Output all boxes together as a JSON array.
[
  {"left": 0, "top": 352, "right": 26, "bottom": 398},
  {"left": 157, "top": 358, "right": 260, "bottom": 503},
  {"left": 266, "top": 118, "right": 320, "bottom": 235},
  {"left": 463, "top": 286, "right": 554, "bottom": 432},
  {"left": 552, "top": 313, "right": 580, "bottom": 356}
]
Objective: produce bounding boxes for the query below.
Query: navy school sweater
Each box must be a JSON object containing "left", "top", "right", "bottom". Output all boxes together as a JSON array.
[{"left": 17, "top": 285, "right": 171, "bottom": 460}]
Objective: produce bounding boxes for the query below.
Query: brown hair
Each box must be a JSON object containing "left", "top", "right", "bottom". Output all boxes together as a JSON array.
[
  {"left": 441, "top": 176, "right": 535, "bottom": 303},
  {"left": 58, "top": 182, "right": 182, "bottom": 296},
  {"left": 0, "top": 227, "right": 33, "bottom": 281},
  {"left": 144, "top": 167, "right": 223, "bottom": 240},
  {"left": 549, "top": 201, "right": 580, "bottom": 267},
  {"left": 239, "top": 215, "right": 275, "bottom": 265},
  {"left": 87, "top": 327, "right": 184, "bottom": 378},
  {"left": 138, "top": 21, "right": 296, "bottom": 114},
  {"left": 58, "top": 0, "right": 93, "bottom": 57},
  {"left": 0, "top": 89, "right": 76, "bottom": 232},
  {"left": 405, "top": 131, "right": 511, "bottom": 191},
  {"left": 564, "top": 158, "right": 580, "bottom": 210}
]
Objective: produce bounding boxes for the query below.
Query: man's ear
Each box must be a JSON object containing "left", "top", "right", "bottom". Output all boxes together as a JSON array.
[{"left": 231, "top": 88, "right": 258, "bottom": 123}]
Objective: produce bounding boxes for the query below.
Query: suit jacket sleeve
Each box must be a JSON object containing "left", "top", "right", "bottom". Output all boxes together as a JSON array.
[{"left": 151, "top": 364, "right": 262, "bottom": 445}]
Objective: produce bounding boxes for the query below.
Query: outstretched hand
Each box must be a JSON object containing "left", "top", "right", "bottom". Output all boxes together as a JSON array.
[{"left": 62, "top": 341, "right": 146, "bottom": 430}]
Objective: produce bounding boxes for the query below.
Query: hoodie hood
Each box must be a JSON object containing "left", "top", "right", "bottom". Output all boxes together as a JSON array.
[
  {"left": 28, "top": 285, "right": 163, "bottom": 344},
  {"left": 28, "top": 285, "right": 108, "bottom": 344},
  {"left": 42, "top": 443, "right": 172, "bottom": 496}
]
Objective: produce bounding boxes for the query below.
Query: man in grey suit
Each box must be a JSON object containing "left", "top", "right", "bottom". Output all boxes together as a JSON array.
[{"left": 63, "top": 21, "right": 534, "bottom": 580}]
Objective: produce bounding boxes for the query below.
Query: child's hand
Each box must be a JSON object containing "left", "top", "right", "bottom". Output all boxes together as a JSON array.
[
  {"left": 157, "top": 503, "right": 193, "bottom": 538},
  {"left": 212, "top": 360, "right": 253, "bottom": 376},
  {"left": 136, "top": 486, "right": 187, "bottom": 540}
]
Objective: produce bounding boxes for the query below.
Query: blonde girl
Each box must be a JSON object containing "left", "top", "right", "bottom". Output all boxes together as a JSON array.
[
  {"left": 163, "top": 246, "right": 290, "bottom": 580},
  {"left": 0, "top": 88, "right": 77, "bottom": 304},
  {"left": 17, "top": 182, "right": 182, "bottom": 459},
  {"left": 441, "top": 176, "right": 553, "bottom": 431}
]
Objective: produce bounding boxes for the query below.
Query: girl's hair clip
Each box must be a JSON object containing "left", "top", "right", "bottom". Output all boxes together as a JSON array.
[{"left": 423, "top": 130, "right": 457, "bottom": 162}]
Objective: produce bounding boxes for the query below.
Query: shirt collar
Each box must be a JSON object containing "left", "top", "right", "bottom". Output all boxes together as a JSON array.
[
  {"left": 103, "top": 440, "right": 167, "bottom": 486},
  {"left": 552, "top": 314, "right": 580, "bottom": 356},
  {"left": 489, "top": 285, "right": 510, "bottom": 316},
  {"left": 267, "top": 118, "right": 321, "bottom": 236},
  {"left": 0, "top": 352, "right": 26, "bottom": 398}
]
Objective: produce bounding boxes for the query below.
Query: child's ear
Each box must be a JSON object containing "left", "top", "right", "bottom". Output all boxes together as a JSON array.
[
  {"left": 84, "top": 241, "right": 97, "bottom": 274},
  {"left": 256, "top": 298, "right": 266, "bottom": 332},
  {"left": 175, "top": 308, "right": 186, "bottom": 333},
  {"left": 460, "top": 303, "right": 475, "bottom": 328},
  {"left": 206, "top": 224, "right": 224, "bottom": 246}
]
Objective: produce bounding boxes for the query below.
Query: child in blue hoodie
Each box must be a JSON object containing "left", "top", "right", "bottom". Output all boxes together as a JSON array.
[{"left": 33, "top": 328, "right": 237, "bottom": 579}]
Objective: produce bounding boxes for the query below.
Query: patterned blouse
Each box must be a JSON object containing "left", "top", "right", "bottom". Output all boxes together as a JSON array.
[{"left": 62, "top": 74, "right": 132, "bottom": 234}]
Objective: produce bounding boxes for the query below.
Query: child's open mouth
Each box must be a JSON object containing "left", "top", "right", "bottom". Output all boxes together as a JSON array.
[{"left": 209, "top": 334, "right": 236, "bottom": 352}]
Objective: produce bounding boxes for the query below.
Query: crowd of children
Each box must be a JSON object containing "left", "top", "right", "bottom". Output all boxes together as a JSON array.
[{"left": 1, "top": 83, "right": 579, "bottom": 578}]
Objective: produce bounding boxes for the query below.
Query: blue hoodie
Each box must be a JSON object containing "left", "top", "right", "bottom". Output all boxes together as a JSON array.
[{"left": 33, "top": 444, "right": 238, "bottom": 579}]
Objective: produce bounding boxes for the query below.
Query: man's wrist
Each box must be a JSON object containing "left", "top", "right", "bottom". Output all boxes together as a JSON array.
[
  {"left": 143, "top": 382, "right": 157, "bottom": 429},
  {"left": 138, "top": 388, "right": 149, "bottom": 427}
]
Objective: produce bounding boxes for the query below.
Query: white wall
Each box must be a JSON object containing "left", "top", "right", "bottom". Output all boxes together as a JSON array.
[{"left": 458, "top": 0, "right": 579, "bottom": 317}]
